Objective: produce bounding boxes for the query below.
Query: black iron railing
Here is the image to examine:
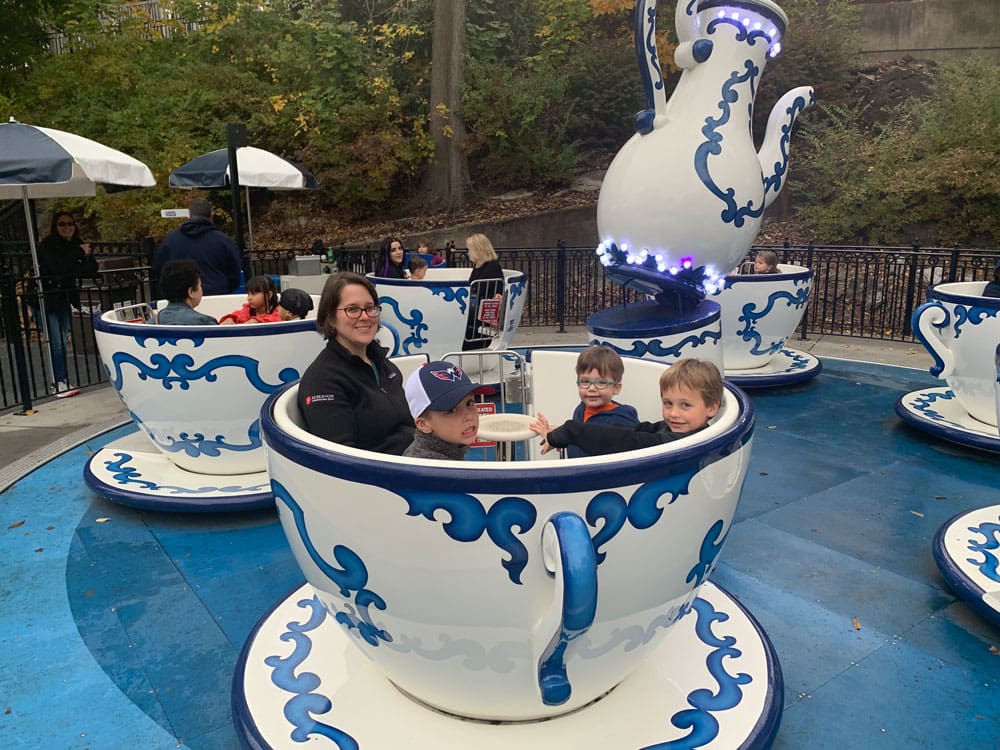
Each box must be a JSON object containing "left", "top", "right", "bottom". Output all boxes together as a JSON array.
[{"left": 2, "top": 239, "right": 997, "bottom": 412}]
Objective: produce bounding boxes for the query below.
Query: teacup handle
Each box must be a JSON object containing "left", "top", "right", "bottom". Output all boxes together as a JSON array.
[
  {"left": 533, "top": 512, "right": 598, "bottom": 706},
  {"left": 912, "top": 301, "right": 955, "bottom": 379},
  {"left": 994, "top": 343, "right": 1000, "bottom": 431}
]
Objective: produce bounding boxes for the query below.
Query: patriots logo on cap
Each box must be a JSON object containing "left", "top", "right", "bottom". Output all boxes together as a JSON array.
[{"left": 430, "top": 365, "right": 465, "bottom": 382}]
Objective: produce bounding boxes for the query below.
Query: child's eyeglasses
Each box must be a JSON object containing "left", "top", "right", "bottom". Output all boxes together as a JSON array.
[
  {"left": 576, "top": 378, "right": 618, "bottom": 390},
  {"left": 337, "top": 304, "right": 381, "bottom": 319}
]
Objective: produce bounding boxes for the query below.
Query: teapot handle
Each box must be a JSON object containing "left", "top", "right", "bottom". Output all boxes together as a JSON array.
[
  {"left": 533, "top": 512, "right": 598, "bottom": 706},
  {"left": 912, "top": 301, "right": 955, "bottom": 379}
]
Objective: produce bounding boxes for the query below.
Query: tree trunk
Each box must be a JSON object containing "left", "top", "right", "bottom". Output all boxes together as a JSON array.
[{"left": 423, "top": 0, "right": 469, "bottom": 212}]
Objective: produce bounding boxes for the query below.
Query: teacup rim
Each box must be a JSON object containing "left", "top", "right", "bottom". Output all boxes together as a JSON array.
[{"left": 927, "top": 281, "right": 1000, "bottom": 309}]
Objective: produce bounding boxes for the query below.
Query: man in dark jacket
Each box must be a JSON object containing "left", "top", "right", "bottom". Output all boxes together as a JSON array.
[{"left": 152, "top": 198, "right": 242, "bottom": 296}]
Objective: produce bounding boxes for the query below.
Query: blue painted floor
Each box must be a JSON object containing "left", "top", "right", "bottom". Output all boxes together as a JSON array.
[{"left": 1, "top": 358, "right": 998, "bottom": 749}]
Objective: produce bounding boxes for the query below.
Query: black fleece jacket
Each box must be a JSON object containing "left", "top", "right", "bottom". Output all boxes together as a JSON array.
[
  {"left": 545, "top": 419, "right": 706, "bottom": 457},
  {"left": 298, "top": 337, "right": 414, "bottom": 455}
]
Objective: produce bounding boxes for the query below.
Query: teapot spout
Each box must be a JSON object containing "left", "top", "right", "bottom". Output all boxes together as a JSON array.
[{"left": 758, "top": 86, "right": 815, "bottom": 209}]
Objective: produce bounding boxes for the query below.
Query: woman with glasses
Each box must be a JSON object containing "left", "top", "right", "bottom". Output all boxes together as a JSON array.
[
  {"left": 298, "top": 272, "right": 414, "bottom": 454},
  {"left": 33, "top": 211, "right": 98, "bottom": 397}
]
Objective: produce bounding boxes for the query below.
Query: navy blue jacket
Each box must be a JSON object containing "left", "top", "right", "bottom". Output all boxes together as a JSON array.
[
  {"left": 566, "top": 401, "right": 639, "bottom": 458},
  {"left": 153, "top": 219, "right": 241, "bottom": 296}
]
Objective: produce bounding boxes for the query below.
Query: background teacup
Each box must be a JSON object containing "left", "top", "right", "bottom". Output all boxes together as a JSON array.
[
  {"left": 913, "top": 281, "right": 1000, "bottom": 427},
  {"left": 370, "top": 269, "right": 527, "bottom": 359},
  {"left": 712, "top": 264, "right": 813, "bottom": 370},
  {"left": 94, "top": 294, "right": 324, "bottom": 475},
  {"left": 261, "top": 358, "right": 754, "bottom": 721}
]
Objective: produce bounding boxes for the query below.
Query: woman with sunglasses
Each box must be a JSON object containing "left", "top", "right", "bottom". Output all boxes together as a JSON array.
[
  {"left": 298, "top": 272, "right": 414, "bottom": 454},
  {"left": 33, "top": 211, "right": 98, "bottom": 397}
]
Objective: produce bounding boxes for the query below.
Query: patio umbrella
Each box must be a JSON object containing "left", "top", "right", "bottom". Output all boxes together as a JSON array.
[
  {"left": 0, "top": 117, "right": 156, "bottom": 384},
  {"left": 169, "top": 146, "right": 318, "bottom": 249}
]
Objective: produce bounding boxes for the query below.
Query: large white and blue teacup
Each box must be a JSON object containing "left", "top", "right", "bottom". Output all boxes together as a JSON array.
[
  {"left": 712, "top": 264, "right": 813, "bottom": 370},
  {"left": 913, "top": 281, "right": 1000, "bottom": 427},
  {"left": 370, "top": 268, "right": 527, "bottom": 359},
  {"left": 94, "top": 294, "right": 324, "bottom": 475},
  {"left": 261, "top": 362, "right": 754, "bottom": 721}
]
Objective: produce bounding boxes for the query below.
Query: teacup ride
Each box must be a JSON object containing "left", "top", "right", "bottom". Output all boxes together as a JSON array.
[
  {"left": 84, "top": 294, "right": 324, "bottom": 511},
  {"left": 895, "top": 281, "right": 1000, "bottom": 453},
  {"left": 233, "top": 351, "right": 786, "bottom": 749},
  {"left": 711, "top": 263, "right": 821, "bottom": 387},
  {"left": 369, "top": 267, "right": 528, "bottom": 362}
]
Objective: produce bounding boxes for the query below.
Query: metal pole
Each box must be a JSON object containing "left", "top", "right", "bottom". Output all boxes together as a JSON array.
[
  {"left": 22, "top": 188, "right": 55, "bottom": 386},
  {"left": 226, "top": 123, "right": 249, "bottom": 285},
  {"left": 2, "top": 275, "right": 34, "bottom": 414},
  {"left": 556, "top": 240, "right": 566, "bottom": 333}
]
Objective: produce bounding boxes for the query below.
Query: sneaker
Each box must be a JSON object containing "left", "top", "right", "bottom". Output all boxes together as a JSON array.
[{"left": 54, "top": 381, "right": 80, "bottom": 399}]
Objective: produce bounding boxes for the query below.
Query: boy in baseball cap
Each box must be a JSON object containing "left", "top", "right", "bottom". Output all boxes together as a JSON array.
[
  {"left": 276, "top": 288, "right": 314, "bottom": 321},
  {"left": 403, "top": 361, "right": 492, "bottom": 460}
]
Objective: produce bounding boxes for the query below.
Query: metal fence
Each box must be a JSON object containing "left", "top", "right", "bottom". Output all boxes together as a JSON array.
[{"left": 2, "top": 239, "right": 998, "bottom": 412}]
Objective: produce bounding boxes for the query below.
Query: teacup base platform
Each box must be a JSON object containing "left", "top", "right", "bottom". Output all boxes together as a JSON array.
[
  {"left": 894, "top": 387, "right": 1000, "bottom": 454},
  {"left": 232, "top": 581, "right": 782, "bottom": 750},
  {"left": 83, "top": 431, "right": 273, "bottom": 512},
  {"left": 932, "top": 505, "right": 1000, "bottom": 627},
  {"left": 725, "top": 348, "right": 822, "bottom": 388}
]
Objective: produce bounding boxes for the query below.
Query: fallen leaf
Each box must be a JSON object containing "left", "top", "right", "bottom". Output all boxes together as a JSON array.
[
  {"left": 852, "top": 617, "right": 861, "bottom": 631},
  {"left": 759, "top": 471, "right": 768, "bottom": 476},
  {"left": 934, "top": 495, "right": 946, "bottom": 500},
  {"left": 767, "top": 425, "right": 777, "bottom": 430},
  {"left": 34, "top": 548, "right": 43, "bottom": 553},
  {"left": 8, "top": 520, "right": 24, "bottom": 529},
  {"left": 45, "top": 525, "right": 54, "bottom": 531},
  {"left": 86, "top": 589, "right": 94, "bottom": 598},
  {"left": 910, "top": 510, "right": 925, "bottom": 518},
  {"left": 96, "top": 517, "right": 110, "bottom": 523},
  {"left": 989, "top": 645, "right": 999, "bottom": 655}
]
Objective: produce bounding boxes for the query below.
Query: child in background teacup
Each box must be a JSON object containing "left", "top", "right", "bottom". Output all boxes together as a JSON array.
[
  {"left": 565, "top": 345, "right": 639, "bottom": 458},
  {"left": 531, "top": 358, "right": 723, "bottom": 457},
  {"left": 219, "top": 275, "right": 280, "bottom": 324},
  {"left": 402, "top": 361, "right": 492, "bottom": 460},
  {"left": 754, "top": 250, "right": 780, "bottom": 274},
  {"left": 407, "top": 255, "right": 429, "bottom": 280},
  {"left": 983, "top": 260, "right": 1000, "bottom": 298},
  {"left": 155, "top": 260, "right": 219, "bottom": 326},
  {"left": 275, "top": 288, "right": 314, "bottom": 321}
]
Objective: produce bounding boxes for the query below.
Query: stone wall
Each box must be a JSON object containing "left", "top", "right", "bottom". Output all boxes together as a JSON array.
[{"left": 858, "top": 0, "right": 1000, "bottom": 61}]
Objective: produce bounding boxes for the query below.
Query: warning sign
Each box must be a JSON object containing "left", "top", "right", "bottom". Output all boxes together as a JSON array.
[
  {"left": 471, "top": 402, "right": 496, "bottom": 448},
  {"left": 478, "top": 298, "right": 502, "bottom": 328}
]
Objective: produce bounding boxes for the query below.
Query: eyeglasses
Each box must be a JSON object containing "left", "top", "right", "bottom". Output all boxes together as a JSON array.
[
  {"left": 57, "top": 221, "right": 75, "bottom": 228},
  {"left": 576, "top": 378, "right": 618, "bottom": 390},
  {"left": 337, "top": 304, "right": 381, "bottom": 319}
]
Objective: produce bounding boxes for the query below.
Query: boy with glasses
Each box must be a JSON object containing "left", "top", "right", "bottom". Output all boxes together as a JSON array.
[{"left": 562, "top": 345, "right": 638, "bottom": 458}]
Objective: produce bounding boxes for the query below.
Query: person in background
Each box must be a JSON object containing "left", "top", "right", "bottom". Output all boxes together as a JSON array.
[
  {"left": 407, "top": 255, "right": 428, "bottom": 280},
  {"left": 374, "top": 236, "right": 406, "bottom": 278},
  {"left": 402, "top": 361, "right": 491, "bottom": 460},
  {"left": 219, "top": 275, "right": 280, "bottom": 324},
  {"left": 418, "top": 241, "right": 445, "bottom": 267},
  {"left": 564, "top": 345, "right": 639, "bottom": 458},
  {"left": 530, "top": 358, "right": 723, "bottom": 457},
  {"left": 754, "top": 250, "right": 780, "bottom": 274},
  {"left": 298, "top": 272, "right": 414, "bottom": 454},
  {"left": 152, "top": 197, "right": 242, "bottom": 296},
  {"left": 462, "top": 233, "right": 505, "bottom": 351},
  {"left": 983, "top": 260, "right": 1000, "bottom": 298},
  {"left": 35, "top": 211, "right": 98, "bottom": 397},
  {"left": 155, "top": 260, "right": 219, "bottom": 325},
  {"left": 276, "top": 288, "right": 314, "bottom": 320}
]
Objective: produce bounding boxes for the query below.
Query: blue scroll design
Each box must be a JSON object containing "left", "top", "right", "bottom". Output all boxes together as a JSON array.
[
  {"left": 910, "top": 389, "right": 956, "bottom": 423},
  {"left": 100, "top": 452, "right": 270, "bottom": 495},
  {"left": 950, "top": 304, "right": 998, "bottom": 339},
  {"left": 966, "top": 520, "right": 1000, "bottom": 584},
  {"left": 783, "top": 350, "right": 812, "bottom": 372},
  {"left": 399, "top": 491, "right": 537, "bottom": 584},
  {"left": 431, "top": 286, "right": 469, "bottom": 315},
  {"left": 108, "top": 350, "right": 299, "bottom": 393},
  {"left": 762, "top": 91, "right": 815, "bottom": 197},
  {"left": 273, "top": 481, "right": 392, "bottom": 647},
  {"left": 585, "top": 471, "right": 698, "bottom": 564},
  {"left": 646, "top": 596, "right": 752, "bottom": 749},
  {"left": 736, "top": 287, "right": 810, "bottom": 356},
  {"left": 264, "top": 595, "right": 359, "bottom": 750},
  {"left": 593, "top": 330, "right": 720, "bottom": 360},
  {"left": 377, "top": 296, "right": 429, "bottom": 355},
  {"left": 148, "top": 418, "right": 261, "bottom": 457},
  {"left": 687, "top": 520, "right": 727, "bottom": 588}
]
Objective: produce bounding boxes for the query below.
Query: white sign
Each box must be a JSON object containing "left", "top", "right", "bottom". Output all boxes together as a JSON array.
[{"left": 160, "top": 209, "right": 190, "bottom": 218}]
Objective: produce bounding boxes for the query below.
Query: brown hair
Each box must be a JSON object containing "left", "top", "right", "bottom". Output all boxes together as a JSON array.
[
  {"left": 755, "top": 250, "right": 779, "bottom": 272},
  {"left": 575, "top": 345, "right": 625, "bottom": 382},
  {"left": 466, "top": 233, "right": 498, "bottom": 266},
  {"left": 659, "top": 359, "right": 724, "bottom": 408},
  {"left": 316, "top": 272, "right": 379, "bottom": 338}
]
